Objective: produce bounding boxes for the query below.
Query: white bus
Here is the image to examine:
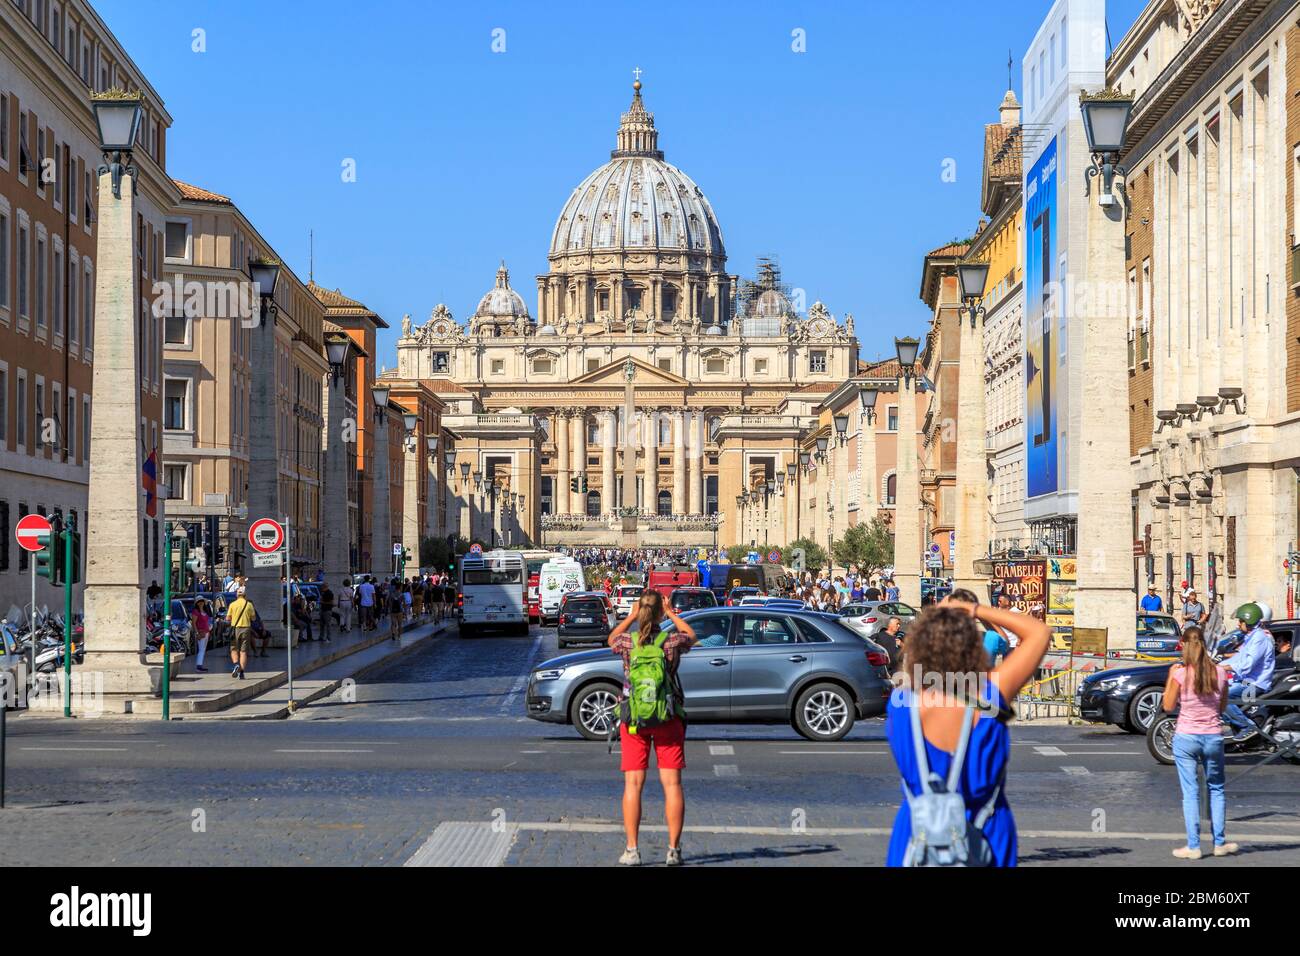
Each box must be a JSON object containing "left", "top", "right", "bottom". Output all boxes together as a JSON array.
[{"left": 458, "top": 550, "right": 528, "bottom": 637}]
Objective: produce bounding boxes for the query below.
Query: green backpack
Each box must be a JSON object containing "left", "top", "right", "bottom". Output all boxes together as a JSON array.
[{"left": 622, "top": 632, "right": 680, "bottom": 733}]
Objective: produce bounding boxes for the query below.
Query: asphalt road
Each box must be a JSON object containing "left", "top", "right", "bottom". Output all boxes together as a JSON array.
[{"left": 3, "top": 620, "right": 1299, "bottom": 866}]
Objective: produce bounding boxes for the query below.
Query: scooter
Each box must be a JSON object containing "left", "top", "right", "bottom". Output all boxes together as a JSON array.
[{"left": 1147, "top": 668, "right": 1300, "bottom": 766}]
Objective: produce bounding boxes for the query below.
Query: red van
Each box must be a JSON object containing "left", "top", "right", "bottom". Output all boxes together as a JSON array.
[
  {"left": 646, "top": 566, "right": 701, "bottom": 602},
  {"left": 527, "top": 572, "right": 541, "bottom": 622}
]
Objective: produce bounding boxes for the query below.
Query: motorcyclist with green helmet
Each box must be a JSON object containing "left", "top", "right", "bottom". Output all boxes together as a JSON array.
[{"left": 1222, "top": 602, "right": 1276, "bottom": 741}]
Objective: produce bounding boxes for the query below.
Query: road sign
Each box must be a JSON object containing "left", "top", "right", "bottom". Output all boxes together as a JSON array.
[
  {"left": 248, "top": 517, "right": 285, "bottom": 554},
  {"left": 393, "top": 542, "right": 403, "bottom": 556},
  {"left": 767, "top": 550, "right": 781, "bottom": 564},
  {"left": 15, "top": 514, "right": 52, "bottom": 553},
  {"left": 252, "top": 552, "right": 283, "bottom": 569},
  {"left": 929, "top": 544, "right": 940, "bottom": 554},
  {"left": 469, "top": 543, "right": 483, "bottom": 556}
]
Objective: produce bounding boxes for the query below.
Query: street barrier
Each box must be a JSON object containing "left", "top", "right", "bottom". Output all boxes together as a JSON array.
[{"left": 1013, "top": 648, "right": 1174, "bottom": 722}]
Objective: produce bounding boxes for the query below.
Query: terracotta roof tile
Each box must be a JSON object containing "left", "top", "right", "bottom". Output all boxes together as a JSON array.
[
  {"left": 926, "top": 241, "right": 970, "bottom": 259},
  {"left": 307, "top": 281, "right": 389, "bottom": 328},
  {"left": 172, "top": 179, "right": 231, "bottom": 204},
  {"left": 985, "top": 122, "right": 1023, "bottom": 180}
]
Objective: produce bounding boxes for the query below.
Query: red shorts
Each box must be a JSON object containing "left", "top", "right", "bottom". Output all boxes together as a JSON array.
[{"left": 619, "top": 718, "right": 686, "bottom": 772}]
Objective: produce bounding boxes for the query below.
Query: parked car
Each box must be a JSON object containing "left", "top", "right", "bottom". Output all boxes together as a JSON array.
[
  {"left": 613, "top": 585, "right": 643, "bottom": 619},
  {"left": 837, "top": 601, "right": 918, "bottom": 640},
  {"left": 1134, "top": 612, "right": 1182, "bottom": 656},
  {"left": 557, "top": 593, "right": 617, "bottom": 649},
  {"left": 526, "top": 607, "right": 894, "bottom": 742},
  {"left": 669, "top": 587, "right": 717, "bottom": 612},
  {"left": 725, "top": 586, "right": 761, "bottom": 606}
]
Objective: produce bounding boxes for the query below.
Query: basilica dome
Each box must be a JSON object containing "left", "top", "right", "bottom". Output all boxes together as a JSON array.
[
  {"left": 548, "top": 83, "right": 725, "bottom": 260},
  {"left": 473, "top": 261, "right": 529, "bottom": 320}
]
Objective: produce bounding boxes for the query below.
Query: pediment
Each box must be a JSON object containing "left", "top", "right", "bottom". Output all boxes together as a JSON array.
[{"left": 569, "top": 356, "right": 689, "bottom": 386}]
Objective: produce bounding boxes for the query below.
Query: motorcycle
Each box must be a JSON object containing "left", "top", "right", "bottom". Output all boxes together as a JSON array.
[{"left": 1147, "top": 667, "right": 1300, "bottom": 766}]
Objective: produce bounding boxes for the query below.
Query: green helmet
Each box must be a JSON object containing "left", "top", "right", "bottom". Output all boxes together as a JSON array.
[{"left": 1233, "top": 603, "right": 1263, "bottom": 628}]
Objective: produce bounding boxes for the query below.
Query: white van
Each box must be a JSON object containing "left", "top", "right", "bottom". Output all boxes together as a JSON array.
[{"left": 538, "top": 559, "right": 585, "bottom": 624}]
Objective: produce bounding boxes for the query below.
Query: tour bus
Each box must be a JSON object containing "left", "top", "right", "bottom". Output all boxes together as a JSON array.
[
  {"left": 538, "top": 558, "right": 585, "bottom": 624},
  {"left": 458, "top": 550, "right": 528, "bottom": 637},
  {"left": 722, "top": 562, "right": 790, "bottom": 595}
]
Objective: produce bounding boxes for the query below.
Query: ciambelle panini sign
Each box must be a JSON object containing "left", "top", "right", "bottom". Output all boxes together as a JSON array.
[{"left": 992, "top": 558, "right": 1047, "bottom": 620}]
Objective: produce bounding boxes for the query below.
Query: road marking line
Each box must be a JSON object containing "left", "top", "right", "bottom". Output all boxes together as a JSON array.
[
  {"left": 713, "top": 764, "right": 739, "bottom": 777},
  {"left": 497, "top": 630, "right": 545, "bottom": 717},
  {"left": 1033, "top": 746, "right": 1067, "bottom": 756},
  {"left": 19, "top": 747, "right": 128, "bottom": 752},
  {"left": 405, "top": 821, "right": 519, "bottom": 867},
  {"left": 708, "top": 744, "right": 734, "bottom": 756},
  {"left": 519, "top": 750, "right": 547, "bottom": 754},
  {"left": 778, "top": 749, "right": 886, "bottom": 755},
  {"left": 274, "top": 749, "right": 374, "bottom": 753},
  {"left": 1061, "top": 765, "right": 1091, "bottom": 775}
]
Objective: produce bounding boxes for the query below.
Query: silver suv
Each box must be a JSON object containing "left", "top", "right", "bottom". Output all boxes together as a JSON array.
[{"left": 525, "top": 608, "right": 893, "bottom": 742}]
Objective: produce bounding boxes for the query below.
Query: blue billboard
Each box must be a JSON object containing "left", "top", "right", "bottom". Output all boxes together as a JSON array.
[{"left": 1025, "top": 136, "right": 1059, "bottom": 498}]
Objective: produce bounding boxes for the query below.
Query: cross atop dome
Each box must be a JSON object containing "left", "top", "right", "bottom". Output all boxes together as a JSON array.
[{"left": 614, "top": 72, "right": 663, "bottom": 159}]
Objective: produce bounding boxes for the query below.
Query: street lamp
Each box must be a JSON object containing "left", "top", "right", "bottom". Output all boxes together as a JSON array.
[
  {"left": 786, "top": 462, "right": 797, "bottom": 481},
  {"left": 459, "top": 462, "right": 470, "bottom": 482},
  {"left": 444, "top": 449, "right": 456, "bottom": 472},
  {"left": 895, "top": 336, "right": 920, "bottom": 383},
  {"left": 371, "top": 385, "right": 390, "bottom": 424},
  {"left": 956, "top": 258, "right": 990, "bottom": 328},
  {"left": 775, "top": 472, "right": 785, "bottom": 494},
  {"left": 815, "top": 436, "right": 829, "bottom": 460},
  {"left": 426, "top": 434, "right": 438, "bottom": 459},
  {"left": 1080, "top": 89, "right": 1134, "bottom": 206},
  {"left": 325, "top": 337, "right": 350, "bottom": 383},
  {"left": 833, "top": 414, "right": 849, "bottom": 445},
  {"left": 800, "top": 451, "right": 812, "bottom": 471},
  {"left": 249, "top": 258, "right": 281, "bottom": 325},
  {"left": 90, "top": 91, "right": 142, "bottom": 198},
  {"left": 859, "top": 382, "right": 878, "bottom": 423}
]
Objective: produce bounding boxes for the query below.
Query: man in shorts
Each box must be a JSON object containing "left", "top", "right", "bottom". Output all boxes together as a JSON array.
[{"left": 226, "top": 587, "right": 256, "bottom": 680}]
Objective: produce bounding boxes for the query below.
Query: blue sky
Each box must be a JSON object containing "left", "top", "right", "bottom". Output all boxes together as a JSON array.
[{"left": 99, "top": 0, "right": 1147, "bottom": 366}]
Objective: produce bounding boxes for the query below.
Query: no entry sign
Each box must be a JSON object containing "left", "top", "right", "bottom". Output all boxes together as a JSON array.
[
  {"left": 15, "top": 513, "right": 52, "bottom": 552},
  {"left": 248, "top": 517, "right": 285, "bottom": 554}
]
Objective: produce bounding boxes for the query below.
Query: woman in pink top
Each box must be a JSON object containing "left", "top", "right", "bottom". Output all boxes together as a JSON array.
[{"left": 1160, "top": 626, "right": 1237, "bottom": 859}]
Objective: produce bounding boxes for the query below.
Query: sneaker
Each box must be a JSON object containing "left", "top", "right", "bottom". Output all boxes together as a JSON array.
[
  {"left": 231, "top": 665, "right": 240, "bottom": 677},
  {"left": 1230, "top": 727, "right": 1258, "bottom": 743},
  {"left": 666, "top": 846, "right": 683, "bottom": 867},
  {"left": 1172, "top": 846, "right": 1202, "bottom": 860},
  {"left": 1213, "top": 843, "right": 1239, "bottom": 857},
  {"left": 618, "top": 847, "right": 641, "bottom": 866}
]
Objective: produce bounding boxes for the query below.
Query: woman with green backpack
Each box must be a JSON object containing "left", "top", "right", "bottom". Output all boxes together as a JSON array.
[{"left": 607, "top": 590, "right": 697, "bottom": 866}]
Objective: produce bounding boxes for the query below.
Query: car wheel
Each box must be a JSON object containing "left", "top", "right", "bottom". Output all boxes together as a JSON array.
[
  {"left": 793, "top": 683, "right": 855, "bottom": 742},
  {"left": 571, "top": 683, "right": 622, "bottom": 741},
  {"left": 1126, "top": 686, "right": 1164, "bottom": 734},
  {"left": 1146, "top": 713, "right": 1177, "bottom": 765}
]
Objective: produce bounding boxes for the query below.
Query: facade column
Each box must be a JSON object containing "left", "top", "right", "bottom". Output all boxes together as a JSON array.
[
  {"left": 321, "top": 369, "right": 352, "bottom": 583},
  {"left": 672, "top": 410, "right": 687, "bottom": 514},
  {"left": 602, "top": 410, "right": 616, "bottom": 517},
  {"left": 954, "top": 314, "right": 988, "bottom": 593},
  {"left": 572, "top": 411, "right": 587, "bottom": 514},
  {"left": 242, "top": 291, "right": 286, "bottom": 643},
  {"left": 555, "top": 409, "right": 571, "bottom": 515},
  {"left": 457, "top": 464, "right": 471, "bottom": 542},
  {"left": 1075, "top": 187, "right": 1139, "bottom": 649},
  {"left": 894, "top": 374, "right": 922, "bottom": 606},
  {"left": 371, "top": 413, "right": 392, "bottom": 578},
  {"left": 860, "top": 394, "right": 879, "bottom": 523},
  {"left": 688, "top": 411, "right": 704, "bottom": 514},
  {"left": 643, "top": 409, "right": 658, "bottom": 512},
  {"left": 81, "top": 168, "right": 154, "bottom": 695},
  {"left": 425, "top": 447, "right": 440, "bottom": 542}
]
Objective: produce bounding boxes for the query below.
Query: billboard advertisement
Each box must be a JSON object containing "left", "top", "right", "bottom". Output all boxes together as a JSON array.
[
  {"left": 992, "top": 558, "right": 1047, "bottom": 620},
  {"left": 1025, "top": 136, "right": 1059, "bottom": 499}
]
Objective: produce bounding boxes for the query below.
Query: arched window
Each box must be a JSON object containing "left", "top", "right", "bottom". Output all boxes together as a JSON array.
[
  {"left": 586, "top": 491, "right": 602, "bottom": 517},
  {"left": 708, "top": 415, "right": 722, "bottom": 442},
  {"left": 658, "top": 414, "right": 672, "bottom": 445},
  {"left": 884, "top": 471, "right": 897, "bottom": 506},
  {"left": 539, "top": 416, "right": 551, "bottom": 441},
  {"left": 657, "top": 490, "right": 672, "bottom": 516},
  {"left": 587, "top": 419, "right": 600, "bottom": 445}
]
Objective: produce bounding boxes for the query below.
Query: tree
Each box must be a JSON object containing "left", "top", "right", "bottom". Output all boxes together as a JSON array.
[
  {"left": 784, "top": 537, "right": 829, "bottom": 575},
  {"left": 420, "top": 534, "right": 473, "bottom": 571},
  {"left": 831, "top": 517, "right": 894, "bottom": 580},
  {"left": 724, "top": 544, "right": 750, "bottom": 565}
]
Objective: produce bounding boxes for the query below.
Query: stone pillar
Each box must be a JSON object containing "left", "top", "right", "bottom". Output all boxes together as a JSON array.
[
  {"left": 672, "top": 410, "right": 686, "bottom": 514},
  {"left": 602, "top": 410, "right": 616, "bottom": 517},
  {"left": 402, "top": 436, "right": 420, "bottom": 573},
  {"left": 688, "top": 411, "right": 703, "bottom": 514},
  {"left": 321, "top": 369, "right": 352, "bottom": 583},
  {"left": 555, "top": 409, "right": 571, "bottom": 515},
  {"left": 371, "top": 414, "right": 392, "bottom": 578},
  {"left": 643, "top": 409, "right": 658, "bottom": 512},
  {"left": 81, "top": 168, "right": 155, "bottom": 695},
  {"left": 571, "top": 411, "right": 587, "bottom": 515},
  {"left": 425, "top": 446, "right": 440, "bottom": 542},
  {"left": 1075, "top": 190, "right": 1139, "bottom": 649},
  {"left": 953, "top": 313, "right": 988, "bottom": 593},
  {"left": 860, "top": 396, "right": 878, "bottom": 523},
  {"left": 894, "top": 374, "right": 922, "bottom": 606},
  {"left": 621, "top": 378, "right": 639, "bottom": 548},
  {"left": 457, "top": 464, "right": 471, "bottom": 542}
]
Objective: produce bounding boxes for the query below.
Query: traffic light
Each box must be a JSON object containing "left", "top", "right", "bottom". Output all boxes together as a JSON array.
[
  {"left": 66, "top": 528, "right": 81, "bottom": 585},
  {"left": 570, "top": 477, "right": 579, "bottom": 494},
  {"left": 569, "top": 475, "right": 589, "bottom": 493},
  {"left": 36, "top": 515, "right": 64, "bottom": 586}
]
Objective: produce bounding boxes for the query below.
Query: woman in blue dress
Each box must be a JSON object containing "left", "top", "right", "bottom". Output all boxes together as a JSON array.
[{"left": 885, "top": 593, "right": 1051, "bottom": 866}]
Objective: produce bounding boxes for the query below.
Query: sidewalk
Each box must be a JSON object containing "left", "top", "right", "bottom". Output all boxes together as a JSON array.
[{"left": 124, "top": 614, "right": 451, "bottom": 716}]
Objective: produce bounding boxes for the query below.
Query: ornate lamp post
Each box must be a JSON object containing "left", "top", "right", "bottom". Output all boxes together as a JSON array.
[
  {"left": 1076, "top": 88, "right": 1138, "bottom": 648},
  {"left": 893, "top": 336, "right": 923, "bottom": 605}
]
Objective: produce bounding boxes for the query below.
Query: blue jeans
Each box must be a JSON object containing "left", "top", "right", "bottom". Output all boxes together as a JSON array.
[
  {"left": 1223, "top": 679, "right": 1258, "bottom": 733},
  {"left": 1172, "top": 732, "right": 1226, "bottom": 850}
]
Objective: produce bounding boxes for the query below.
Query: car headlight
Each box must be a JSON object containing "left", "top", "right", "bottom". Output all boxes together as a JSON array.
[
  {"left": 533, "top": 667, "right": 566, "bottom": 681},
  {"left": 1091, "top": 677, "right": 1125, "bottom": 693}
]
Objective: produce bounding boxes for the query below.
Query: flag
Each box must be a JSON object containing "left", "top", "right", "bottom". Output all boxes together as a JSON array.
[{"left": 143, "top": 448, "right": 157, "bottom": 517}]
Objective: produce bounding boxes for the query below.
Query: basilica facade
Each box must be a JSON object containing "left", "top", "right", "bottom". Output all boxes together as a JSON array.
[{"left": 395, "top": 82, "right": 857, "bottom": 548}]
